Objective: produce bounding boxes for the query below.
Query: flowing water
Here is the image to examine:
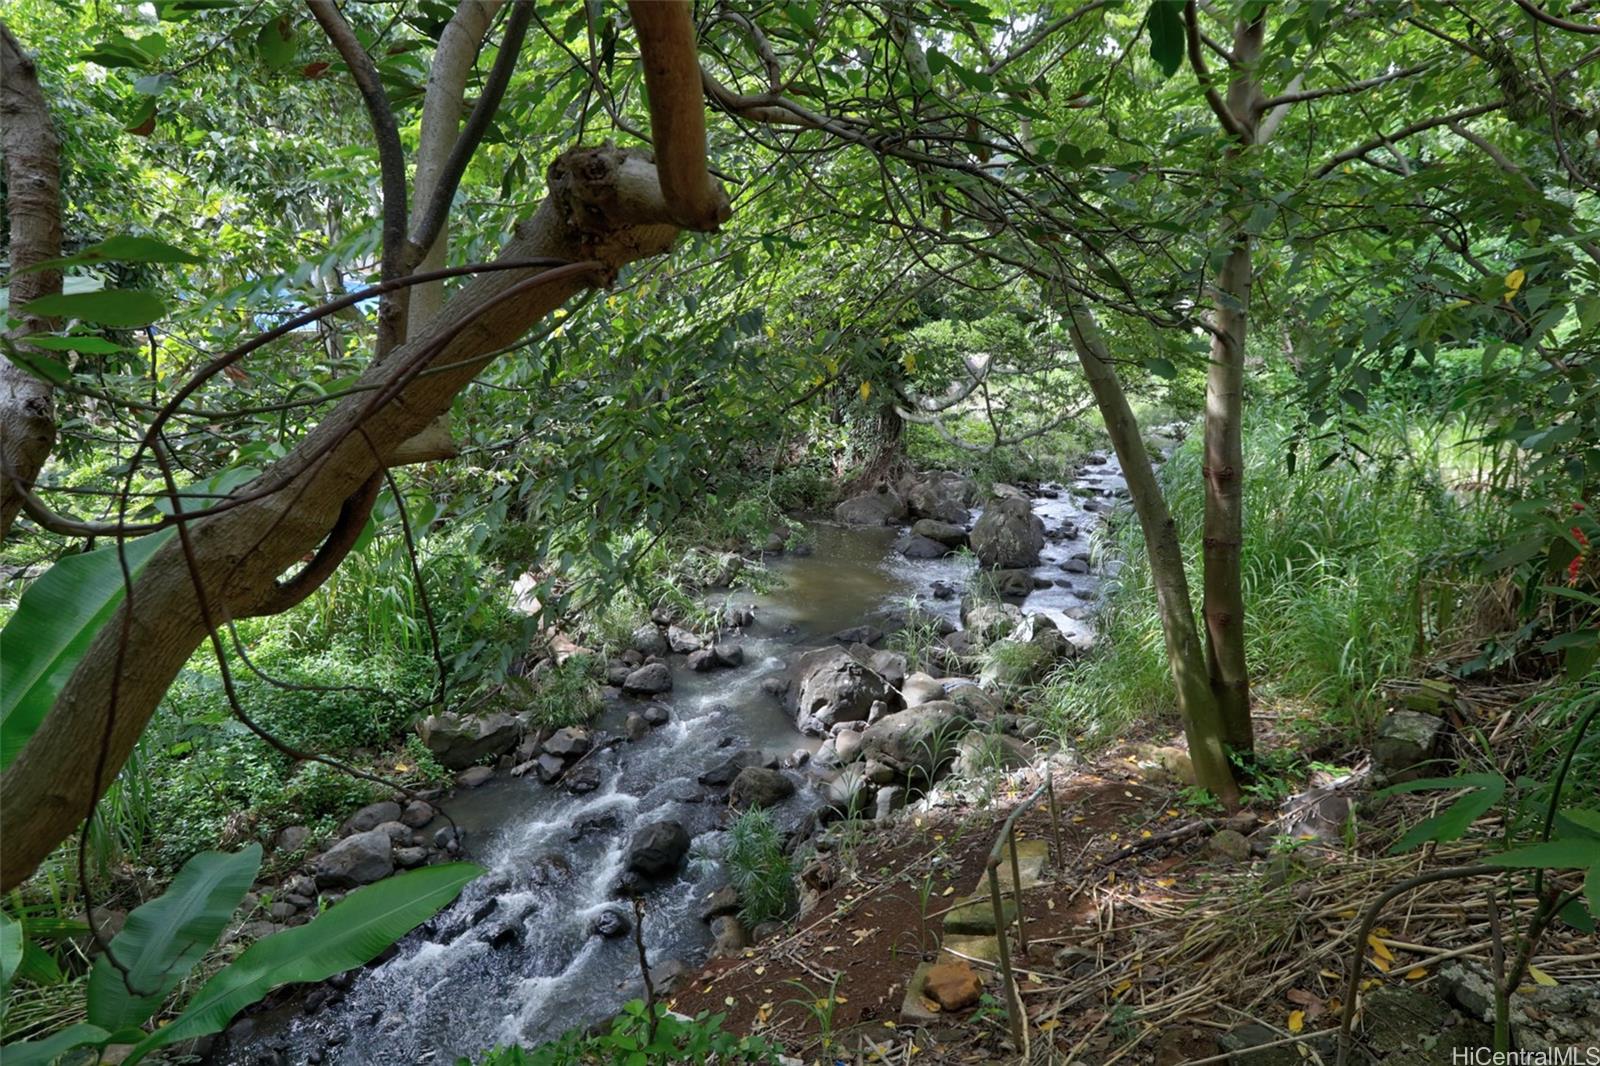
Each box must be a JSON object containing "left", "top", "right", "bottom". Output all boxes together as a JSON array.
[{"left": 220, "top": 457, "right": 1124, "bottom": 1066}]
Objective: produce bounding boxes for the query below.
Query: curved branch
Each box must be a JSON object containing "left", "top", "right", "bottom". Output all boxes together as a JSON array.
[
  {"left": 245, "top": 473, "right": 381, "bottom": 617},
  {"left": 306, "top": 0, "right": 409, "bottom": 353},
  {"left": 1512, "top": 0, "right": 1600, "bottom": 33},
  {"left": 1184, "top": 1, "right": 1247, "bottom": 142},
  {"left": 0, "top": 21, "right": 62, "bottom": 541},
  {"left": 627, "top": 0, "right": 732, "bottom": 229},
  {"left": 1314, "top": 100, "right": 1505, "bottom": 178}
]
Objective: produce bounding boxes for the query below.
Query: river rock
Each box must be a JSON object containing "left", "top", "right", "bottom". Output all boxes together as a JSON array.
[
  {"left": 903, "top": 673, "right": 946, "bottom": 708},
  {"left": 418, "top": 711, "right": 521, "bottom": 770},
  {"left": 699, "top": 748, "right": 763, "bottom": 786},
  {"left": 534, "top": 753, "right": 565, "bottom": 783},
  {"left": 729, "top": 767, "right": 796, "bottom": 809},
  {"left": 1206, "top": 828, "right": 1252, "bottom": 863},
  {"left": 642, "top": 703, "right": 671, "bottom": 725},
  {"left": 832, "top": 625, "right": 883, "bottom": 646},
  {"left": 833, "top": 728, "right": 864, "bottom": 763},
  {"left": 315, "top": 829, "right": 394, "bottom": 889},
  {"left": 624, "top": 712, "right": 649, "bottom": 740},
  {"left": 903, "top": 471, "right": 978, "bottom": 524},
  {"left": 630, "top": 624, "right": 670, "bottom": 656},
  {"left": 666, "top": 625, "right": 703, "bottom": 653},
  {"left": 981, "top": 568, "right": 1035, "bottom": 600},
  {"left": 898, "top": 534, "right": 951, "bottom": 559},
  {"left": 961, "top": 601, "right": 1023, "bottom": 643},
  {"left": 925, "top": 961, "right": 982, "bottom": 1011},
  {"left": 970, "top": 495, "right": 1045, "bottom": 569},
  {"left": 622, "top": 662, "right": 672, "bottom": 695},
  {"left": 701, "top": 885, "right": 741, "bottom": 921},
  {"left": 712, "top": 643, "right": 744, "bottom": 668},
  {"left": 542, "top": 726, "right": 591, "bottom": 760},
  {"left": 394, "top": 846, "right": 428, "bottom": 869},
  {"left": 911, "top": 518, "right": 969, "bottom": 547},
  {"left": 795, "top": 647, "right": 893, "bottom": 733},
  {"left": 590, "top": 908, "right": 632, "bottom": 939},
  {"left": 834, "top": 485, "right": 906, "bottom": 526},
  {"left": 276, "top": 825, "right": 311, "bottom": 853},
  {"left": 564, "top": 765, "right": 602, "bottom": 794},
  {"left": 627, "top": 820, "right": 691, "bottom": 878},
  {"left": 687, "top": 648, "right": 715, "bottom": 671},
  {"left": 874, "top": 785, "right": 906, "bottom": 820},
  {"left": 456, "top": 766, "right": 494, "bottom": 789},
  {"left": 399, "top": 800, "right": 434, "bottom": 829},
  {"left": 858, "top": 700, "right": 970, "bottom": 783},
  {"left": 339, "top": 801, "right": 401, "bottom": 837}
]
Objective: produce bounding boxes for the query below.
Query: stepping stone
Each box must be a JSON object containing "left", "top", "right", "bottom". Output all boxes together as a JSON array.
[
  {"left": 901, "top": 962, "right": 940, "bottom": 1023},
  {"left": 941, "top": 933, "right": 1002, "bottom": 965},
  {"left": 997, "top": 838, "right": 1049, "bottom": 891},
  {"left": 943, "top": 893, "right": 1015, "bottom": 935}
]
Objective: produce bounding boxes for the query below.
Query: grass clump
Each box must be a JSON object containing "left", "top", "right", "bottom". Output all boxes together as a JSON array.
[
  {"left": 526, "top": 653, "right": 605, "bottom": 732},
  {"left": 724, "top": 809, "right": 795, "bottom": 926},
  {"left": 1036, "top": 408, "right": 1489, "bottom": 747}
]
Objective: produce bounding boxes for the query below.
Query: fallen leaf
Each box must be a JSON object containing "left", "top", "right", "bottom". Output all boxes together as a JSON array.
[
  {"left": 1528, "top": 965, "right": 1557, "bottom": 987},
  {"left": 1113, "top": 979, "right": 1132, "bottom": 995},
  {"left": 1287, "top": 1010, "right": 1305, "bottom": 1034},
  {"left": 1405, "top": 968, "right": 1426, "bottom": 980},
  {"left": 1366, "top": 935, "right": 1394, "bottom": 962},
  {"left": 1038, "top": 1019, "right": 1061, "bottom": 1032}
]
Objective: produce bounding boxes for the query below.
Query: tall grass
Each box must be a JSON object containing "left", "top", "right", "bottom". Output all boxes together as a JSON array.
[
  {"left": 724, "top": 809, "right": 795, "bottom": 926},
  {"left": 1036, "top": 408, "right": 1490, "bottom": 745}
]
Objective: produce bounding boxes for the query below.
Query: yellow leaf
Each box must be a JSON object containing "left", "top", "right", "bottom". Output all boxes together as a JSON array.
[
  {"left": 942, "top": 886, "right": 956, "bottom": 896},
  {"left": 902, "top": 353, "right": 916, "bottom": 372},
  {"left": 859, "top": 381, "right": 872, "bottom": 400},
  {"left": 1528, "top": 965, "right": 1557, "bottom": 987},
  {"left": 1366, "top": 935, "right": 1394, "bottom": 962},
  {"left": 1371, "top": 956, "right": 1391, "bottom": 973},
  {"left": 1156, "top": 878, "right": 1177, "bottom": 888},
  {"left": 1337, "top": 910, "right": 1358, "bottom": 920},
  {"left": 1504, "top": 267, "right": 1526, "bottom": 295},
  {"left": 1038, "top": 1019, "right": 1061, "bottom": 1032},
  {"left": 725, "top": 996, "right": 735, "bottom": 1007},
  {"left": 1113, "top": 979, "right": 1132, "bottom": 995},
  {"left": 883, "top": 1021, "right": 897, "bottom": 1029},
  {"left": 755, "top": 966, "right": 765, "bottom": 976},
  {"left": 1405, "top": 968, "right": 1427, "bottom": 980},
  {"left": 1140, "top": 830, "right": 1153, "bottom": 839},
  {"left": 1287, "top": 1010, "right": 1305, "bottom": 1034}
]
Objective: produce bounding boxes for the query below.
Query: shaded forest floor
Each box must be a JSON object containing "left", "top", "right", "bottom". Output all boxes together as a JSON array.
[{"left": 672, "top": 681, "right": 1599, "bottom": 1064}]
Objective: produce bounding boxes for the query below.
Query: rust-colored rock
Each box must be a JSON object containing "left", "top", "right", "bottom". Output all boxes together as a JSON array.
[{"left": 924, "top": 961, "right": 982, "bottom": 1011}]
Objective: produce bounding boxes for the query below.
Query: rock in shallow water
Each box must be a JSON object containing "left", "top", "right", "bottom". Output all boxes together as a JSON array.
[
  {"left": 627, "top": 820, "right": 690, "bottom": 878},
  {"left": 590, "top": 907, "right": 632, "bottom": 939}
]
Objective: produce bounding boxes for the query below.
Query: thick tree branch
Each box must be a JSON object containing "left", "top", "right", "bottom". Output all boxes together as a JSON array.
[
  {"left": 628, "top": 0, "right": 732, "bottom": 230},
  {"left": 1512, "top": 0, "right": 1600, "bottom": 34},
  {"left": 1184, "top": 1, "right": 1248, "bottom": 142},
  {"left": 0, "top": 22, "right": 62, "bottom": 542},
  {"left": 306, "top": 0, "right": 408, "bottom": 354},
  {"left": 1257, "top": 61, "right": 1433, "bottom": 110},
  {"left": 1314, "top": 100, "right": 1505, "bottom": 178}
]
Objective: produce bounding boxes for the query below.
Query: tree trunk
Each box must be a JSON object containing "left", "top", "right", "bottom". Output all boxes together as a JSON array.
[
  {"left": 1062, "top": 302, "right": 1240, "bottom": 806},
  {"left": 0, "top": 148, "right": 718, "bottom": 892},
  {"left": 0, "top": 22, "right": 62, "bottom": 541},
  {"left": 1198, "top": 12, "right": 1267, "bottom": 756},
  {"left": 1202, "top": 236, "right": 1252, "bottom": 753}
]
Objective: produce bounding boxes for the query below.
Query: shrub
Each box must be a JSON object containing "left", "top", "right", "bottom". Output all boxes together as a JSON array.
[
  {"left": 527, "top": 654, "right": 605, "bottom": 732},
  {"left": 724, "top": 809, "right": 795, "bottom": 926}
]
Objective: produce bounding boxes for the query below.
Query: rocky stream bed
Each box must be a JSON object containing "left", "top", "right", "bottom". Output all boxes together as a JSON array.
[{"left": 214, "top": 455, "right": 1130, "bottom": 1065}]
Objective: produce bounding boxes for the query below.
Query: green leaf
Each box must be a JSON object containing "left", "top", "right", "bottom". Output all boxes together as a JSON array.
[
  {"left": 256, "top": 15, "right": 297, "bottom": 70},
  {"left": 1558, "top": 895, "right": 1595, "bottom": 933},
  {"left": 1, "top": 348, "right": 71, "bottom": 384},
  {"left": 1380, "top": 774, "right": 1506, "bottom": 853},
  {"left": 1541, "top": 628, "right": 1599, "bottom": 652},
  {"left": 0, "top": 1024, "right": 112, "bottom": 1066},
  {"left": 1145, "top": 356, "right": 1177, "bottom": 380},
  {"left": 125, "top": 863, "right": 483, "bottom": 1063},
  {"left": 0, "top": 912, "right": 21, "bottom": 992},
  {"left": 1557, "top": 809, "right": 1600, "bottom": 840},
  {"left": 14, "top": 334, "right": 125, "bottom": 354},
  {"left": 1484, "top": 839, "right": 1600, "bottom": 870},
  {"left": 0, "top": 532, "right": 175, "bottom": 770},
  {"left": 87, "top": 845, "right": 262, "bottom": 1031},
  {"left": 28, "top": 235, "right": 203, "bottom": 272},
  {"left": 20, "top": 290, "right": 167, "bottom": 328},
  {"left": 1147, "top": 0, "right": 1186, "bottom": 78},
  {"left": 1588, "top": 859, "right": 1600, "bottom": 919}
]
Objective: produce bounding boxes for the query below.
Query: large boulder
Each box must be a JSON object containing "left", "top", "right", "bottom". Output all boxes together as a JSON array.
[
  {"left": 418, "top": 711, "right": 521, "bottom": 771},
  {"left": 834, "top": 485, "right": 907, "bottom": 526},
  {"left": 911, "top": 519, "right": 969, "bottom": 547},
  {"left": 794, "top": 647, "right": 893, "bottom": 734},
  {"left": 1372, "top": 711, "right": 1447, "bottom": 782},
  {"left": 961, "top": 600, "right": 1024, "bottom": 645},
  {"left": 897, "top": 534, "right": 951, "bottom": 559},
  {"left": 622, "top": 662, "right": 673, "bottom": 695},
  {"left": 903, "top": 472, "right": 978, "bottom": 524},
  {"left": 339, "top": 801, "right": 402, "bottom": 837},
  {"left": 627, "top": 820, "right": 691, "bottom": 878},
  {"left": 970, "top": 495, "right": 1045, "bottom": 569},
  {"left": 630, "top": 624, "right": 670, "bottom": 657},
  {"left": 858, "top": 700, "right": 971, "bottom": 782},
  {"left": 542, "top": 726, "right": 591, "bottom": 760},
  {"left": 315, "top": 829, "right": 394, "bottom": 889},
  {"left": 729, "top": 767, "right": 796, "bottom": 809}
]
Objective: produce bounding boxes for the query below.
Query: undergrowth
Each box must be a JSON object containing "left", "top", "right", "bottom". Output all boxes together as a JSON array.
[
  {"left": 723, "top": 809, "right": 795, "bottom": 926},
  {"left": 1036, "top": 409, "right": 1492, "bottom": 748}
]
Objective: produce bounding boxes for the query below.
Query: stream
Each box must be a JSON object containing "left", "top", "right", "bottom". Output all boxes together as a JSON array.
[{"left": 219, "top": 456, "right": 1126, "bottom": 1065}]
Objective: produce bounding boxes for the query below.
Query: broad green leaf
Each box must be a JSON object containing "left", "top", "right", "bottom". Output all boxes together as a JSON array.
[
  {"left": 0, "top": 1024, "right": 112, "bottom": 1066},
  {"left": 1557, "top": 810, "right": 1600, "bottom": 840},
  {"left": 87, "top": 845, "right": 262, "bottom": 1030},
  {"left": 1, "top": 348, "right": 70, "bottom": 385},
  {"left": 28, "top": 235, "right": 203, "bottom": 272},
  {"left": 256, "top": 15, "right": 297, "bottom": 70},
  {"left": 1484, "top": 839, "right": 1600, "bottom": 870},
  {"left": 1542, "top": 629, "right": 1599, "bottom": 652},
  {"left": 0, "top": 912, "right": 21, "bottom": 992},
  {"left": 1558, "top": 895, "right": 1595, "bottom": 933},
  {"left": 125, "top": 863, "right": 483, "bottom": 1063},
  {"left": 20, "top": 290, "right": 166, "bottom": 328},
  {"left": 1588, "top": 860, "right": 1600, "bottom": 919},
  {"left": 12, "top": 334, "right": 124, "bottom": 354},
  {"left": 1145, "top": 356, "right": 1177, "bottom": 380},
  {"left": 1381, "top": 774, "right": 1506, "bottom": 854},
  {"left": 1147, "top": 0, "right": 1186, "bottom": 78},
  {"left": 0, "top": 532, "right": 175, "bottom": 770}
]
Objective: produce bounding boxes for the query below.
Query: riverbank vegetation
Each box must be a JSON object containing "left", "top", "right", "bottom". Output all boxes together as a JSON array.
[{"left": 2, "top": 0, "right": 1597, "bottom": 1063}]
